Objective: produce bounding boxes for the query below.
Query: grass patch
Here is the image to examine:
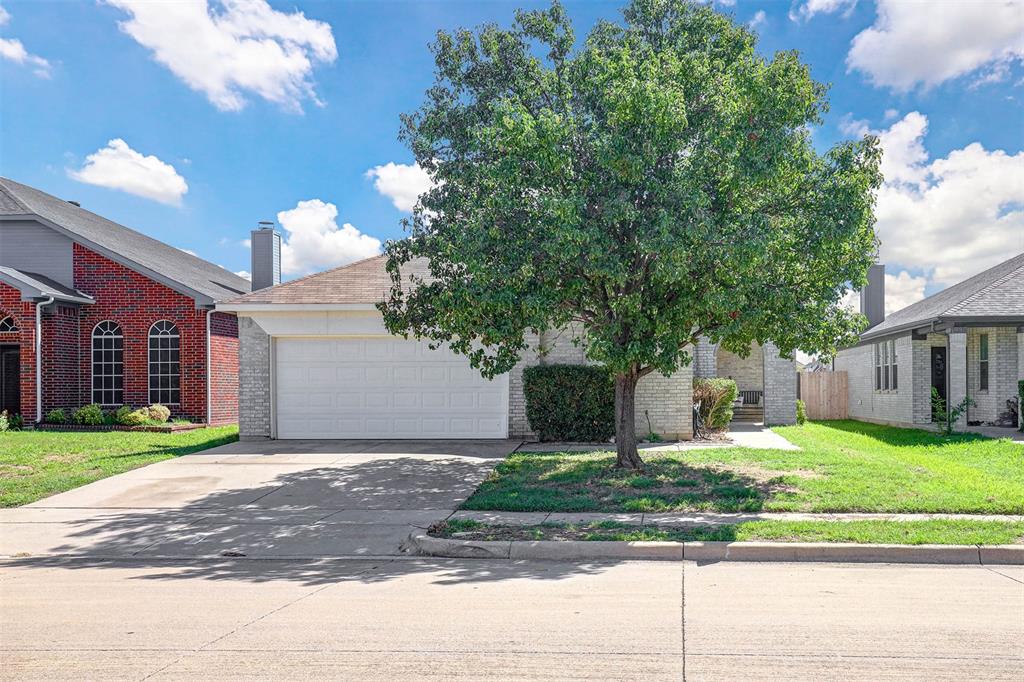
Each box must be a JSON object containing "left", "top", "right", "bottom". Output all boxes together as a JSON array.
[
  {"left": 431, "top": 519, "right": 1024, "bottom": 545},
  {"left": 462, "top": 421, "right": 1024, "bottom": 514},
  {"left": 0, "top": 426, "right": 239, "bottom": 507}
]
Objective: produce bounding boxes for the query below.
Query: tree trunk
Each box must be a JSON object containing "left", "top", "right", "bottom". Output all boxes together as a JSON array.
[{"left": 614, "top": 370, "right": 644, "bottom": 470}]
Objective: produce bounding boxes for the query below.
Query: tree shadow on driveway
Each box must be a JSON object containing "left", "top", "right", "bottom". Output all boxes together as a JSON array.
[{"left": 1, "top": 455, "right": 628, "bottom": 586}]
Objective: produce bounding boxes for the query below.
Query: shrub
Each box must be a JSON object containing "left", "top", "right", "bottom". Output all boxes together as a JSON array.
[
  {"left": 146, "top": 404, "right": 171, "bottom": 423},
  {"left": 115, "top": 406, "right": 149, "bottom": 426},
  {"left": 0, "top": 411, "right": 7, "bottom": 433},
  {"left": 692, "top": 378, "right": 739, "bottom": 430},
  {"left": 523, "top": 364, "right": 615, "bottom": 442},
  {"left": 796, "top": 399, "right": 807, "bottom": 425},
  {"left": 931, "top": 388, "right": 976, "bottom": 435},
  {"left": 72, "top": 403, "right": 105, "bottom": 426},
  {"left": 45, "top": 408, "right": 67, "bottom": 424},
  {"left": 8, "top": 413, "right": 24, "bottom": 430},
  {"left": 1019, "top": 380, "right": 1024, "bottom": 432}
]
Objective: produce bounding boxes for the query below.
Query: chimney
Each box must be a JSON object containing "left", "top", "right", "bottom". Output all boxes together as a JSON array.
[
  {"left": 860, "top": 263, "right": 885, "bottom": 329},
  {"left": 250, "top": 221, "right": 281, "bottom": 291}
]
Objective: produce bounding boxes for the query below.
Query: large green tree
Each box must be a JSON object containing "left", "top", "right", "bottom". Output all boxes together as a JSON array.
[{"left": 379, "top": 0, "right": 882, "bottom": 469}]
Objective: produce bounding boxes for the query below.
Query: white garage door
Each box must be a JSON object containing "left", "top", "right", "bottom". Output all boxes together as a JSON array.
[{"left": 274, "top": 337, "right": 508, "bottom": 439}]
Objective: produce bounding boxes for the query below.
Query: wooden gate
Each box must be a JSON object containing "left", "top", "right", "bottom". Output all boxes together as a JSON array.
[{"left": 798, "top": 371, "right": 848, "bottom": 420}]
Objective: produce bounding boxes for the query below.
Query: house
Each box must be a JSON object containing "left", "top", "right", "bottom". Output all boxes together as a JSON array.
[
  {"left": 835, "top": 256, "right": 1024, "bottom": 431},
  {"left": 219, "top": 228, "right": 797, "bottom": 441},
  {"left": 0, "top": 177, "right": 252, "bottom": 424}
]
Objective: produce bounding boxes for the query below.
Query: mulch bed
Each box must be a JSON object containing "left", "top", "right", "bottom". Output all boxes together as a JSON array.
[{"left": 34, "top": 423, "right": 206, "bottom": 434}]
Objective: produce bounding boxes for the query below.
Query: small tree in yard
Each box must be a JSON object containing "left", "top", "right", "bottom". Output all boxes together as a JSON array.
[{"left": 379, "top": 0, "right": 882, "bottom": 469}]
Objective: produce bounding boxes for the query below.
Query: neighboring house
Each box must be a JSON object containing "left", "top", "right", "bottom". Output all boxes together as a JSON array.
[
  {"left": 835, "top": 256, "right": 1024, "bottom": 430},
  {"left": 219, "top": 228, "right": 797, "bottom": 441},
  {"left": 0, "top": 177, "right": 251, "bottom": 424}
]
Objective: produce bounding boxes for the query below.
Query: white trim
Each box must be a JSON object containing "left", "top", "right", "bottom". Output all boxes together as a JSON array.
[
  {"left": 91, "top": 319, "right": 124, "bottom": 407},
  {"left": 35, "top": 297, "right": 53, "bottom": 422},
  {"left": 216, "top": 303, "right": 379, "bottom": 313}
]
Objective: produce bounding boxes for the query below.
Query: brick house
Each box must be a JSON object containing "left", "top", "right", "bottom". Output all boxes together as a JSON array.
[
  {"left": 0, "top": 177, "right": 251, "bottom": 424},
  {"left": 835, "top": 255, "right": 1024, "bottom": 431},
  {"left": 218, "top": 235, "right": 797, "bottom": 441}
]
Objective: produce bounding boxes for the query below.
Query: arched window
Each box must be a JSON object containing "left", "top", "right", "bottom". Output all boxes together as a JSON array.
[
  {"left": 92, "top": 321, "right": 123, "bottom": 405},
  {"left": 148, "top": 320, "right": 180, "bottom": 405},
  {"left": 0, "top": 316, "right": 18, "bottom": 333}
]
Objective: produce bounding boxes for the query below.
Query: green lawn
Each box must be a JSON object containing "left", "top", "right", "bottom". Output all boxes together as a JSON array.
[
  {"left": 0, "top": 426, "right": 239, "bottom": 507},
  {"left": 462, "top": 421, "right": 1024, "bottom": 514},
  {"left": 434, "top": 518, "right": 1024, "bottom": 545}
]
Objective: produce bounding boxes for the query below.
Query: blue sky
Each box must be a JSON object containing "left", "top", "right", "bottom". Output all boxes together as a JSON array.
[{"left": 1, "top": 0, "right": 1022, "bottom": 312}]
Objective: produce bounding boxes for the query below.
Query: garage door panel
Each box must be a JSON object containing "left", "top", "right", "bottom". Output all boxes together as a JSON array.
[{"left": 275, "top": 337, "right": 507, "bottom": 439}]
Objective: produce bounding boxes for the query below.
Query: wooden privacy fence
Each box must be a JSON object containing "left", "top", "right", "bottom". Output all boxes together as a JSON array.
[{"left": 798, "top": 371, "right": 848, "bottom": 420}]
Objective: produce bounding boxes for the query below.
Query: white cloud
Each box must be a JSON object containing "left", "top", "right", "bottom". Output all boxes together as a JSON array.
[
  {"left": 0, "top": 7, "right": 52, "bottom": 78},
  {"left": 365, "top": 162, "right": 433, "bottom": 213},
  {"left": 104, "top": 0, "right": 337, "bottom": 112},
  {"left": 883, "top": 108, "right": 899, "bottom": 121},
  {"left": 883, "top": 271, "right": 927, "bottom": 315},
  {"left": 748, "top": 10, "right": 766, "bottom": 30},
  {"left": 234, "top": 270, "right": 251, "bottom": 280},
  {"left": 865, "top": 112, "right": 1024, "bottom": 290},
  {"left": 276, "top": 199, "right": 381, "bottom": 276},
  {"left": 789, "top": 0, "right": 857, "bottom": 22},
  {"left": 68, "top": 139, "right": 188, "bottom": 205},
  {"left": 241, "top": 238, "right": 251, "bottom": 248},
  {"left": 847, "top": 0, "right": 1024, "bottom": 91},
  {"left": 179, "top": 248, "right": 198, "bottom": 256}
]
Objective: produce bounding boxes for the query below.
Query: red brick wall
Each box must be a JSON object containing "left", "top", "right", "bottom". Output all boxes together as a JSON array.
[
  {"left": 0, "top": 283, "right": 36, "bottom": 420},
  {"left": 41, "top": 304, "right": 81, "bottom": 412},
  {"left": 209, "top": 311, "right": 239, "bottom": 425},
  {"left": 73, "top": 244, "right": 210, "bottom": 422}
]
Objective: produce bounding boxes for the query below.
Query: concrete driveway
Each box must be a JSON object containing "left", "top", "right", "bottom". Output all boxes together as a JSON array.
[{"left": 0, "top": 439, "right": 520, "bottom": 560}]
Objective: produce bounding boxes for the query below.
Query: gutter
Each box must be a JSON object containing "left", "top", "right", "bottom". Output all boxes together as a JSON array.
[
  {"left": 206, "top": 309, "right": 212, "bottom": 426},
  {"left": 35, "top": 296, "right": 54, "bottom": 424}
]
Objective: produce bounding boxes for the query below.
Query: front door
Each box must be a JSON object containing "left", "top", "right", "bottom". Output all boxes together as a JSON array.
[
  {"left": 0, "top": 345, "right": 20, "bottom": 415},
  {"left": 930, "top": 346, "right": 947, "bottom": 403}
]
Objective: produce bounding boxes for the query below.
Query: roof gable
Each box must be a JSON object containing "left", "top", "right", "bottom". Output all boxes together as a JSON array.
[
  {"left": 862, "top": 252, "right": 1024, "bottom": 340},
  {"left": 0, "top": 177, "right": 250, "bottom": 304}
]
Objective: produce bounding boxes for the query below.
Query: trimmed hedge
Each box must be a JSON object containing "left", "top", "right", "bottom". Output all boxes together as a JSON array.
[
  {"left": 692, "top": 378, "right": 738, "bottom": 430},
  {"left": 523, "top": 364, "right": 615, "bottom": 442}
]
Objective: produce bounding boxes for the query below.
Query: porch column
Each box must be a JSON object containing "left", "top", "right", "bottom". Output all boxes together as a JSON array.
[
  {"left": 1018, "top": 329, "right": 1023, "bottom": 429},
  {"left": 762, "top": 342, "right": 797, "bottom": 425},
  {"left": 947, "top": 331, "right": 968, "bottom": 430}
]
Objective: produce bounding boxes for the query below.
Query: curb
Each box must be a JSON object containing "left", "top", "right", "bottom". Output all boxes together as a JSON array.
[{"left": 405, "top": 533, "right": 1024, "bottom": 565}]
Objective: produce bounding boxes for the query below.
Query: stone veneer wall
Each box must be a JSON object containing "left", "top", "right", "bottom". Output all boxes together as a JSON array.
[
  {"left": 836, "top": 333, "right": 916, "bottom": 427},
  {"left": 966, "top": 327, "right": 1019, "bottom": 424},
  {"left": 238, "top": 316, "right": 272, "bottom": 439},
  {"left": 507, "top": 325, "right": 694, "bottom": 440},
  {"left": 761, "top": 342, "right": 797, "bottom": 425}
]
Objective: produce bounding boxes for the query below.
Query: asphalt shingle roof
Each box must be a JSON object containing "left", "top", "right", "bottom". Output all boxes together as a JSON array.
[
  {"left": 226, "top": 254, "right": 431, "bottom": 305},
  {"left": 862, "top": 252, "right": 1024, "bottom": 341},
  {"left": 0, "top": 177, "right": 251, "bottom": 303},
  {"left": 0, "top": 266, "right": 95, "bottom": 303}
]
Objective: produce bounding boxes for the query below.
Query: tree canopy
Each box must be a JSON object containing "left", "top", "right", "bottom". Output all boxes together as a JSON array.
[{"left": 379, "top": 0, "right": 882, "bottom": 467}]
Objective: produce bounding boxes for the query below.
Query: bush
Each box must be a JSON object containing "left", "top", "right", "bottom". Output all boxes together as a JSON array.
[
  {"left": 115, "top": 406, "right": 150, "bottom": 426},
  {"left": 72, "top": 403, "right": 105, "bottom": 426},
  {"left": 1019, "top": 380, "right": 1024, "bottom": 432},
  {"left": 45, "top": 408, "right": 67, "bottom": 424},
  {"left": 146, "top": 404, "right": 171, "bottom": 423},
  {"left": 692, "top": 378, "right": 738, "bottom": 430},
  {"left": 796, "top": 399, "right": 807, "bottom": 426},
  {"left": 523, "top": 364, "right": 615, "bottom": 442},
  {"left": 0, "top": 411, "right": 8, "bottom": 433}
]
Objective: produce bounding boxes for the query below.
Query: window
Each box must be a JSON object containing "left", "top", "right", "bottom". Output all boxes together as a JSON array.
[
  {"left": 979, "top": 333, "right": 989, "bottom": 391},
  {"left": 148, "top": 320, "right": 180, "bottom": 405},
  {"left": 0, "top": 316, "right": 18, "bottom": 333},
  {"left": 92, "top": 321, "right": 123, "bottom": 405},
  {"left": 874, "top": 340, "right": 898, "bottom": 392}
]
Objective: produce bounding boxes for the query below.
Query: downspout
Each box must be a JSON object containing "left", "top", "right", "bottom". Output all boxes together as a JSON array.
[
  {"left": 35, "top": 297, "right": 54, "bottom": 424},
  {"left": 206, "top": 309, "right": 212, "bottom": 426}
]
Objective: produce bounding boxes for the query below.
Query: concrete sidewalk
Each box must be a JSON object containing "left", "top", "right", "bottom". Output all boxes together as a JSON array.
[
  {"left": 449, "top": 510, "right": 1024, "bottom": 526},
  {"left": 516, "top": 422, "right": 800, "bottom": 453}
]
